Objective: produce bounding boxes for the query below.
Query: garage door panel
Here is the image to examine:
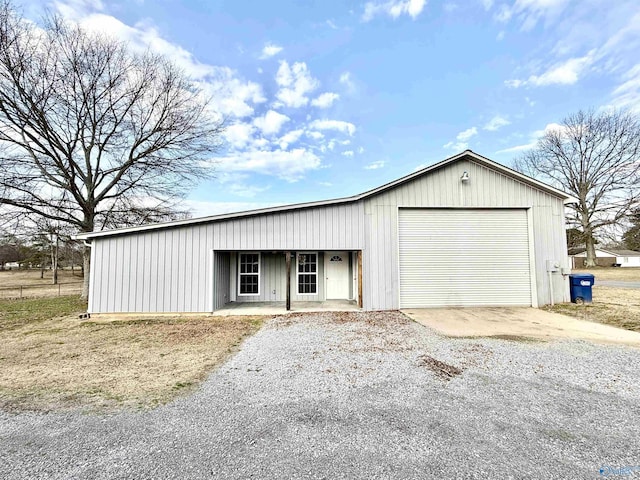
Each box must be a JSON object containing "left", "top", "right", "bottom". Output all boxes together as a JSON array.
[{"left": 399, "top": 209, "right": 532, "bottom": 308}]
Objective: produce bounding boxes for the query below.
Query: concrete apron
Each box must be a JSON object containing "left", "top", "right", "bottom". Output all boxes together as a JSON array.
[
  {"left": 402, "top": 307, "right": 640, "bottom": 348},
  {"left": 212, "top": 300, "right": 360, "bottom": 317}
]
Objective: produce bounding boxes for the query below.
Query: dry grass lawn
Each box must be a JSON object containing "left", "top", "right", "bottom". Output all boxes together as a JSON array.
[
  {"left": 547, "top": 267, "right": 640, "bottom": 332},
  {"left": 0, "top": 269, "right": 83, "bottom": 298},
  {"left": 0, "top": 296, "right": 264, "bottom": 412},
  {"left": 572, "top": 267, "right": 640, "bottom": 282},
  {"left": 547, "top": 285, "right": 640, "bottom": 332}
]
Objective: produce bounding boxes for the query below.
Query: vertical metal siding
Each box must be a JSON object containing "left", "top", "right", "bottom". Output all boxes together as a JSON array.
[
  {"left": 363, "top": 158, "right": 568, "bottom": 310},
  {"left": 90, "top": 202, "right": 363, "bottom": 312},
  {"left": 88, "top": 157, "right": 566, "bottom": 313}
]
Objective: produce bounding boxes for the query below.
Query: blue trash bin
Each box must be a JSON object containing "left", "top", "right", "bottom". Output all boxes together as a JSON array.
[{"left": 569, "top": 274, "right": 595, "bottom": 304}]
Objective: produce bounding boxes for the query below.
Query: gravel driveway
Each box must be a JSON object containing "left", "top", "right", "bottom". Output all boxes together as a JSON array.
[{"left": 2, "top": 311, "right": 640, "bottom": 479}]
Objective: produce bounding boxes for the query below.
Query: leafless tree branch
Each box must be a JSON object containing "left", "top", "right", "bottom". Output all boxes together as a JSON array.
[{"left": 514, "top": 108, "right": 640, "bottom": 267}]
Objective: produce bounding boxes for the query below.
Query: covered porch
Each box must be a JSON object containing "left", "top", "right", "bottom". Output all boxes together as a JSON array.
[
  {"left": 212, "top": 299, "right": 359, "bottom": 316},
  {"left": 212, "top": 250, "right": 363, "bottom": 313}
]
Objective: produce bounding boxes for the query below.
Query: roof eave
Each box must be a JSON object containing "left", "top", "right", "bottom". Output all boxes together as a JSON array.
[{"left": 76, "top": 149, "right": 574, "bottom": 240}]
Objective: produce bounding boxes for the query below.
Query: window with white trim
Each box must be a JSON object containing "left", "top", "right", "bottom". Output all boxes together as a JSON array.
[
  {"left": 297, "top": 253, "right": 317, "bottom": 295},
  {"left": 238, "top": 253, "right": 260, "bottom": 295}
]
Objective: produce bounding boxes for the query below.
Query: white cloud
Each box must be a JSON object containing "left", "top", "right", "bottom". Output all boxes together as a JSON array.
[
  {"left": 224, "top": 122, "right": 255, "bottom": 149},
  {"left": 495, "top": 122, "right": 565, "bottom": 153},
  {"left": 253, "top": 110, "right": 290, "bottom": 136},
  {"left": 49, "top": 0, "right": 362, "bottom": 186},
  {"left": 364, "top": 160, "right": 386, "bottom": 170},
  {"left": 495, "top": 142, "right": 535, "bottom": 154},
  {"left": 306, "top": 131, "right": 325, "bottom": 140},
  {"left": 482, "top": 0, "right": 494, "bottom": 10},
  {"left": 609, "top": 64, "right": 640, "bottom": 112},
  {"left": 214, "top": 172, "right": 271, "bottom": 198},
  {"left": 483, "top": 115, "right": 511, "bottom": 131},
  {"left": 362, "top": 0, "right": 427, "bottom": 21},
  {"left": 217, "top": 149, "right": 322, "bottom": 182},
  {"left": 311, "top": 92, "right": 340, "bottom": 108},
  {"left": 227, "top": 183, "right": 271, "bottom": 198},
  {"left": 528, "top": 54, "right": 595, "bottom": 86},
  {"left": 52, "top": 0, "right": 105, "bottom": 21},
  {"left": 342, "top": 150, "right": 354, "bottom": 157},
  {"left": 260, "top": 43, "right": 283, "bottom": 59},
  {"left": 457, "top": 127, "right": 478, "bottom": 141},
  {"left": 443, "top": 126, "right": 478, "bottom": 151},
  {"left": 275, "top": 60, "right": 319, "bottom": 108},
  {"left": 506, "top": 52, "right": 596, "bottom": 88},
  {"left": 278, "top": 129, "right": 305, "bottom": 149},
  {"left": 496, "top": 31, "right": 505, "bottom": 41},
  {"left": 58, "top": 7, "right": 267, "bottom": 119},
  {"left": 318, "top": 181, "right": 333, "bottom": 187},
  {"left": 339, "top": 72, "right": 355, "bottom": 93},
  {"left": 203, "top": 68, "right": 266, "bottom": 118},
  {"left": 309, "top": 119, "right": 356, "bottom": 136},
  {"left": 494, "top": 0, "right": 571, "bottom": 31}
]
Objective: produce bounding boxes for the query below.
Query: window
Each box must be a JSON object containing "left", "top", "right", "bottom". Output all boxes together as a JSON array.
[
  {"left": 297, "top": 252, "right": 317, "bottom": 295},
  {"left": 238, "top": 253, "right": 260, "bottom": 295}
]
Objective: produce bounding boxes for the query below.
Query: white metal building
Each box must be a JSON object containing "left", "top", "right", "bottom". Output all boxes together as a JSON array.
[
  {"left": 571, "top": 248, "right": 640, "bottom": 268},
  {"left": 77, "top": 151, "right": 573, "bottom": 313}
]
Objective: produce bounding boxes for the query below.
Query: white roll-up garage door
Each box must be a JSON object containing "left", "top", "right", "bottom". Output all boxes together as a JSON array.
[{"left": 398, "top": 209, "right": 532, "bottom": 308}]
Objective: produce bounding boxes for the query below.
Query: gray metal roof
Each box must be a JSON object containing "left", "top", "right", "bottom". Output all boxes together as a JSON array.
[{"left": 76, "top": 150, "right": 575, "bottom": 240}]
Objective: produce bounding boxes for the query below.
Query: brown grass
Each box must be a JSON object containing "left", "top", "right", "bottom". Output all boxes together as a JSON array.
[
  {"left": 0, "top": 296, "right": 264, "bottom": 412},
  {"left": 572, "top": 267, "right": 640, "bottom": 282},
  {"left": 546, "top": 286, "right": 640, "bottom": 332},
  {"left": 0, "top": 269, "right": 83, "bottom": 298}
]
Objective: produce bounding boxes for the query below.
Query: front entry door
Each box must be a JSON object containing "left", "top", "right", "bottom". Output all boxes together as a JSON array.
[{"left": 326, "top": 252, "right": 350, "bottom": 299}]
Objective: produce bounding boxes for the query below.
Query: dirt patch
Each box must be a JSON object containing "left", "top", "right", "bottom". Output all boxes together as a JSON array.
[
  {"left": 417, "top": 354, "right": 463, "bottom": 380},
  {"left": 547, "top": 286, "right": 640, "bottom": 332},
  {"left": 0, "top": 297, "right": 265, "bottom": 412}
]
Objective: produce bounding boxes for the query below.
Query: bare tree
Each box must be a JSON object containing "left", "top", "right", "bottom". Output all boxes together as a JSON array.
[
  {"left": 515, "top": 109, "right": 640, "bottom": 267},
  {"left": 623, "top": 209, "right": 640, "bottom": 251},
  {"left": 0, "top": 2, "right": 224, "bottom": 297}
]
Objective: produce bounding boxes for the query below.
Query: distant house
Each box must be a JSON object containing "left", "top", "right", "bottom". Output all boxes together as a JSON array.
[
  {"left": 76, "top": 150, "right": 574, "bottom": 314},
  {"left": 570, "top": 248, "right": 640, "bottom": 268}
]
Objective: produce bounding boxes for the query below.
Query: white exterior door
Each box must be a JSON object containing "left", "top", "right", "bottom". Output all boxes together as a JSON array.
[
  {"left": 326, "top": 252, "right": 350, "bottom": 299},
  {"left": 398, "top": 209, "right": 533, "bottom": 308}
]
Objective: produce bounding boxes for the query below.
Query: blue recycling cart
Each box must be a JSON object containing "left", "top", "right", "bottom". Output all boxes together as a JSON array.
[{"left": 568, "top": 274, "right": 595, "bottom": 304}]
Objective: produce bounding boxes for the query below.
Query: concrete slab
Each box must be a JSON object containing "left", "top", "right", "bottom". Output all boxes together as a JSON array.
[
  {"left": 402, "top": 307, "right": 640, "bottom": 347},
  {"left": 212, "top": 300, "right": 360, "bottom": 316}
]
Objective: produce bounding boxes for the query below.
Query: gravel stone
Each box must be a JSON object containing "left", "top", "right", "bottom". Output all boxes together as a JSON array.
[{"left": 1, "top": 310, "right": 640, "bottom": 479}]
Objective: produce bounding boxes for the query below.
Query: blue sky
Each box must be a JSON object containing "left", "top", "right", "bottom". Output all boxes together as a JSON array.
[{"left": 26, "top": 0, "right": 640, "bottom": 216}]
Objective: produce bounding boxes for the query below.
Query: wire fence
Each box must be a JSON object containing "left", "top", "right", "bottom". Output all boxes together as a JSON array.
[{"left": 0, "top": 281, "right": 83, "bottom": 299}]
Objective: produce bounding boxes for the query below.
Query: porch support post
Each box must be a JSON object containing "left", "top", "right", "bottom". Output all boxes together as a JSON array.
[
  {"left": 357, "top": 250, "right": 363, "bottom": 309},
  {"left": 285, "top": 251, "right": 291, "bottom": 311}
]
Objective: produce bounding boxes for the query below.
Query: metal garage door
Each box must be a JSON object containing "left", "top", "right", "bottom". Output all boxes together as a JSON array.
[{"left": 398, "top": 209, "right": 532, "bottom": 308}]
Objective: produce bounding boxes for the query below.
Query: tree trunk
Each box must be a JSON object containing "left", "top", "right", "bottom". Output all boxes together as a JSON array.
[
  {"left": 51, "top": 235, "right": 59, "bottom": 285},
  {"left": 585, "top": 232, "right": 597, "bottom": 267},
  {"left": 82, "top": 243, "right": 90, "bottom": 299}
]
